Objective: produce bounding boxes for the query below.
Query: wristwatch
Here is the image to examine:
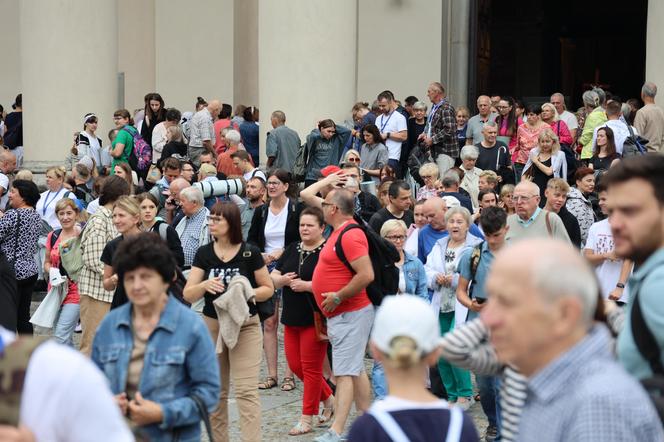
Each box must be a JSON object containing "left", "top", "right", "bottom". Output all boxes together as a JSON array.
[
  {"left": 386, "top": 132, "right": 390, "bottom": 140},
  {"left": 616, "top": 283, "right": 625, "bottom": 289},
  {"left": 333, "top": 295, "right": 342, "bottom": 305}
]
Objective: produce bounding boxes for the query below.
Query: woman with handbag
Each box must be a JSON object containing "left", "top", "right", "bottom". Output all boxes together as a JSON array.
[
  {"left": 0, "top": 180, "right": 41, "bottom": 334},
  {"left": 270, "top": 207, "right": 335, "bottom": 436},
  {"left": 43, "top": 198, "right": 82, "bottom": 346},
  {"left": 184, "top": 201, "right": 273, "bottom": 442}
]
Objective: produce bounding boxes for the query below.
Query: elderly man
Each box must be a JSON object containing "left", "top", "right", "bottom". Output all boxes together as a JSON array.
[
  {"left": 466, "top": 95, "right": 498, "bottom": 145},
  {"left": 165, "top": 177, "right": 191, "bottom": 226},
  {"left": 475, "top": 121, "right": 512, "bottom": 184},
  {"left": 439, "top": 170, "right": 474, "bottom": 213},
  {"left": 481, "top": 239, "right": 664, "bottom": 442},
  {"left": 550, "top": 92, "right": 579, "bottom": 140},
  {"left": 0, "top": 150, "right": 17, "bottom": 210},
  {"left": 419, "top": 82, "right": 459, "bottom": 176},
  {"left": 189, "top": 99, "right": 221, "bottom": 167},
  {"left": 634, "top": 82, "right": 664, "bottom": 153},
  {"left": 266, "top": 110, "right": 301, "bottom": 170},
  {"left": 174, "top": 186, "right": 210, "bottom": 270},
  {"left": 505, "top": 181, "right": 569, "bottom": 242}
]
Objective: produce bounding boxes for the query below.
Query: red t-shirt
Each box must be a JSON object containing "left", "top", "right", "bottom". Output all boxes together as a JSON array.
[
  {"left": 46, "top": 231, "right": 80, "bottom": 305},
  {"left": 312, "top": 221, "right": 371, "bottom": 318}
]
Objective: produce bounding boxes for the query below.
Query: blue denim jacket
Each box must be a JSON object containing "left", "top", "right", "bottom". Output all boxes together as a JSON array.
[
  {"left": 402, "top": 252, "right": 428, "bottom": 300},
  {"left": 92, "top": 295, "right": 220, "bottom": 442}
]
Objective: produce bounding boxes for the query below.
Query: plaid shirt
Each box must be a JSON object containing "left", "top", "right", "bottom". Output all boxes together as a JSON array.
[
  {"left": 424, "top": 98, "right": 459, "bottom": 159},
  {"left": 518, "top": 325, "right": 664, "bottom": 442},
  {"left": 188, "top": 108, "right": 215, "bottom": 148},
  {"left": 78, "top": 206, "right": 118, "bottom": 303},
  {"left": 176, "top": 206, "right": 210, "bottom": 267}
]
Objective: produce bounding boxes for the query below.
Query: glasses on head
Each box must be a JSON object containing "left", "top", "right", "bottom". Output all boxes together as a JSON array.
[
  {"left": 267, "top": 181, "right": 282, "bottom": 187},
  {"left": 385, "top": 235, "right": 406, "bottom": 242},
  {"left": 206, "top": 215, "right": 224, "bottom": 224},
  {"left": 512, "top": 195, "right": 538, "bottom": 203}
]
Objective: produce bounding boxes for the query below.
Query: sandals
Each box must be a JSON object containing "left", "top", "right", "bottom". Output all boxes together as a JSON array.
[
  {"left": 281, "top": 376, "right": 296, "bottom": 391},
  {"left": 318, "top": 407, "right": 334, "bottom": 427},
  {"left": 288, "top": 419, "right": 313, "bottom": 436},
  {"left": 258, "top": 376, "right": 277, "bottom": 390}
]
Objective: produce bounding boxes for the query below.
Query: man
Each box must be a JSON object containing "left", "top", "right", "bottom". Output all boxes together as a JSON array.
[
  {"left": 180, "top": 161, "right": 195, "bottom": 183},
  {"left": 241, "top": 176, "right": 266, "bottom": 240},
  {"left": 550, "top": 92, "right": 579, "bottom": 140},
  {"left": 312, "top": 189, "right": 375, "bottom": 442},
  {"left": 375, "top": 91, "right": 408, "bottom": 175},
  {"left": 543, "top": 178, "right": 581, "bottom": 247},
  {"left": 475, "top": 122, "right": 512, "bottom": 184},
  {"left": 0, "top": 150, "right": 17, "bottom": 210},
  {"left": 490, "top": 95, "right": 501, "bottom": 109},
  {"left": 634, "top": 81, "right": 664, "bottom": 153},
  {"left": 466, "top": 95, "right": 498, "bottom": 145},
  {"left": 456, "top": 206, "right": 509, "bottom": 442},
  {"left": 188, "top": 99, "right": 221, "bottom": 167},
  {"left": 604, "top": 156, "right": 664, "bottom": 380},
  {"left": 592, "top": 101, "right": 632, "bottom": 155},
  {"left": 403, "top": 95, "right": 419, "bottom": 117},
  {"left": 174, "top": 186, "right": 210, "bottom": 270},
  {"left": 216, "top": 129, "right": 245, "bottom": 177},
  {"left": 165, "top": 177, "right": 191, "bottom": 226},
  {"left": 266, "top": 110, "right": 301, "bottom": 170},
  {"left": 420, "top": 82, "right": 459, "bottom": 176},
  {"left": 151, "top": 107, "right": 181, "bottom": 164},
  {"left": 438, "top": 170, "right": 474, "bottom": 213},
  {"left": 149, "top": 157, "right": 182, "bottom": 217},
  {"left": 231, "top": 150, "right": 266, "bottom": 182},
  {"left": 482, "top": 239, "right": 663, "bottom": 442},
  {"left": 505, "top": 181, "right": 570, "bottom": 242},
  {"left": 478, "top": 170, "right": 499, "bottom": 194},
  {"left": 368, "top": 180, "right": 414, "bottom": 232},
  {"left": 341, "top": 163, "right": 381, "bottom": 223}
]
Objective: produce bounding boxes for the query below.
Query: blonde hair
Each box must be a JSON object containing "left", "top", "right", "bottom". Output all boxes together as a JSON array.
[
  {"left": 167, "top": 125, "right": 184, "bottom": 143},
  {"left": 456, "top": 106, "right": 470, "bottom": 119},
  {"left": 547, "top": 177, "right": 570, "bottom": 194},
  {"left": 538, "top": 127, "right": 561, "bottom": 155},
  {"left": 55, "top": 198, "right": 79, "bottom": 214},
  {"left": 113, "top": 195, "right": 141, "bottom": 226},
  {"left": 15, "top": 169, "right": 33, "bottom": 181},
  {"left": 479, "top": 170, "right": 499, "bottom": 185},
  {"left": 386, "top": 336, "right": 420, "bottom": 369},
  {"left": 46, "top": 165, "right": 67, "bottom": 180},
  {"left": 380, "top": 219, "right": 407, "bottom": 238},
  {"left": 500, "top": 184, "right": 515, "bottom": 198},
  {"left": 419, "top": 162, "right": 439, "bottom": 180},
  {"left": 541, "top": 102, "right": 560, "bottom": 121}
]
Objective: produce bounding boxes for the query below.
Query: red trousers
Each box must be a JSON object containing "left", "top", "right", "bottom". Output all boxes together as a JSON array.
[{"left": 284, "top": 325, "right": 333, "bottom": 415}]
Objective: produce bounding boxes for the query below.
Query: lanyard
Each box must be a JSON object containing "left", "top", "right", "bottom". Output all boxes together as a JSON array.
[
  {"left": 379, "top": 111, "right": 394, "bottom": 133},
  {"left": 427, "top": 101, "right": 443, "bottom": 137},
  {"left": 42, "top": 187, "right": 63, "bottom": 216}
]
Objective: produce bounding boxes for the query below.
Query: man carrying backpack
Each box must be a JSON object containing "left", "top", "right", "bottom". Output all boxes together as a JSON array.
[
  {"left": 455, "top": 206, "right": 509, "bottom": 442},
  {"left": 312, "top": 188, "right": 376, "bottom": 442}
]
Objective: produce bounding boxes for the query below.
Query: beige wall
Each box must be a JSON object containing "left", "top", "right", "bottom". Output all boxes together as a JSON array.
[
  {"left": 646, "top": 0, "right": 664, "bottom": 94},
  {"left": 118, "top": 0, "right": 156, "bottom": 113},
  {"left": 234, "top": 0, "right": 258, "bottom": 108},
  {"left": 357, "top": 0, "right": 443, "bottom": 105},
  {"left": 0, "top": 0, "right": 20, "bottom": 113},
  {"left": 154, "top": 0, "right": 234, "bottom": 115}
]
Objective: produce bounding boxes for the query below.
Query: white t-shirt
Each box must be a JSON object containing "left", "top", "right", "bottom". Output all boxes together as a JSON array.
[
  {"left": 243, "top": 168, "right": 266, "bottom": 183},
  {"left": 585, "top": 219, "right": 630, "bottom": 302},
  {"left": 35, "top": 188, "right": 76, "bottom": 229},
  {"left": 0, "top": 172, "right": 9, "bottom": 209},
  {"left": 264, "top": 201, "right": 289, "bottom": 254},
  {"left": 0, "top": 328, "right": 133, "bottom": 442},
  {"left": 560, "top": 110, "right": 579, "bottom": 131},
  {"left": 376, "top": 111, "right": 408, "bottom": 160},
  {"left": 591, "top": 119, "right": 635, "bottom": 155}
]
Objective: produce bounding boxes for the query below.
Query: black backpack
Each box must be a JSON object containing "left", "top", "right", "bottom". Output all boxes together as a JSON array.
[
  {"left": 623, "top": 125, "right": 648, "bottom": 157},
  {"left": 334, "top": 223, "right": 399, "bottom": 306}
]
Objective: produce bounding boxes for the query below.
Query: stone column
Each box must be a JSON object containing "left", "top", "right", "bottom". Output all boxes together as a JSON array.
[
  {"left": 646, "top": 0, "right": 664, "bottom": 92},
  {"left": 257, "top": 0, "right": 358, "bottom": 167},
  {"left": 20, "top": 0, "right": 119, "bottom": 164},
  {"left": 445, "top": 0, "right": 470, "bottom": 108}
]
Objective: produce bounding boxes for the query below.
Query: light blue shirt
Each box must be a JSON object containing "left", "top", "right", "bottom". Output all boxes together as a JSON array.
[
  {"left": 516, "top": 207, "right": 542, "bottom": 227},
  {"left": 457, "top": 241, "right": 494, "bottom": 300}
]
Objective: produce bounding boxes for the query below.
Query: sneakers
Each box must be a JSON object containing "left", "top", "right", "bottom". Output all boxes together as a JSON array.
[
  {"left": 455, "top": 396, "right": 476, "bottom": 411},
  {"left": 314, "top": 429, "right": 342, "bottom": 442},
  {"left": 484, "top": 425, "right": 498, "bottom": 442}
]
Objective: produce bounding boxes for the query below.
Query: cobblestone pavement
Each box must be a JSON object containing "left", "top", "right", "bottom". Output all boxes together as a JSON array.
[{"left": 32, "top": 298, "right": 488, "bottom": 441}]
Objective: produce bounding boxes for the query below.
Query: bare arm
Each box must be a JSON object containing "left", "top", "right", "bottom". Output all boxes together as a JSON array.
[
  {"left": 583, "top": 248, "right": 613, "bottom": 266},
  {"left": 300, "top": 173, "right": 346, "bottom": 209},
  {"left": 183, "top": 267, "right": 224, "bottom": 303},
  {"left": 253, "top": 265, "right": 275, "bottom": 302},
  {"left": 336, "top": 255, "right": 374, "bottom": 300},
  {"left": 110, "top": 143, "right": 125, "bottom": 158},
  {"left": 103, "top": 264, "right": 117, "bottom": 291}
]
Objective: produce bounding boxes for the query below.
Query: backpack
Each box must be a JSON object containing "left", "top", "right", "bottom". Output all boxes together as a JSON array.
[
  {"left": 467, "top": 242, "right": 484, "bottom": 298},
  {"left": 293, "top": 143, "right": 309, "bottom": 183},
  {"left": 623, "top": 125, "right": 648, "bottom": 157},
  {"left": 335, "top": 223, "right": 399, "bottom": 306},
  {"left": 124, "top": 125, "right": 152, "bottom": 171}
]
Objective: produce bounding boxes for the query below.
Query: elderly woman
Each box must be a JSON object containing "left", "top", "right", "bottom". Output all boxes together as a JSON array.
[
  {"left": 416, "top": 162, "right": 440, "bottom": 201},
  {"left": 340, "top": 148, "right": 361, "bottom": 167},
  {"left": 540, "top": 102, "right": 574, "bottom": 146},
  {"left": 522, "top": 127, "right": 567, "bottom": 202},
  {"left": 1, "top": 180, "right": 42, "bottom": 333},
  {"left": 92, "top": 234, "right": 220, "bottom": 442},
  {"left": 425, "top": 206, "right": 482, "bottom": 410},
  {"left": 359, "top": 124, "right": 388, "bottom": 185},
  {"left": 566, "top": 167, "right": 596, "bottom": 246},
  {"left": 499, "top": 184, "right": 516, "bottom": 215},
  {"left": 578, "top": 89, "right": 608, "bottom": 160},
  {"left": 459, "top": 145, "right": 482, "bottom": 209}
]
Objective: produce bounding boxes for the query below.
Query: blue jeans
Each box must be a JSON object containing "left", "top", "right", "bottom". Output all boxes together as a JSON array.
[
  {"left": 477, "top": 375, "right": 501, "bottom": 436},
  {"left": 54, "top": 303, "right": 80, "bottom": 347},
  {"left": 372, "top": 360, "right": 387, "bottom": 400}
]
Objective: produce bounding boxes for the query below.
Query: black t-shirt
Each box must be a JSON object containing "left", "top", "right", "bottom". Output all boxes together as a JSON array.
[
  {"left": 102, "top": 236, "right": 126, "bottom": 309},
  {"left": 369, "top": 208, "right": 414, "bottom": 233},
  {"left": 4, "top": 112, "right": 22, "bottom": 149},
  {"left": 192, "top": 242, "right": 264, "bottom": 319},
  {"left": 275, "top": 241, "right": 324, "bottom": 327},
  {"left": 160, "top": 141, "right": 188, "bottom": 163},
  {"left": 558, "top": 206, "right": 582, "bottom": 248},
  {"left": 475, "top": 141, "right": 510, "bottom": 172}
]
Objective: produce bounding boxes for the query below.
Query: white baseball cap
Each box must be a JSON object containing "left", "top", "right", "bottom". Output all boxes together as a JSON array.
[
  {"left": 442, "top": 195, "right": 461, "bottom": 208},
  {"left": 371, "top": 295, "right": 443, "bottom": 356}
]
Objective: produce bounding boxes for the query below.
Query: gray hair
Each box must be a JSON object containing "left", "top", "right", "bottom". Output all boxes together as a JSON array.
[
  {"left": 642, "top": 82, "right": 658, "bottom": 98},
  {"left": 460, "top": 145, "right": 479, "bottom": 161},
  {"left": 592, "top": 87, "right": 606, "bottom": 105},
  {"left": 412, "top": 101, "right": 428, "bottom": 111},
  {"left": 483, "top": 120, "right": 498, "bottom": 129},
  {"left": 582, "top": 90, "right": 600, "bottom": 108},
  {"left": 380, "top": 219, "right": 408, "bottom": 238},
  {"left": 444, "top": 206, "right": 472, "bottom": 226},
  {"left": 550, "top": 92, "right": 566, "bottom": 110},
  {"left": 329, "top": 188, "right": 355, "bottom": 216},
  {"left": 441, "top": 170, "right": 460, "bottom": 187},
  {"left": 621, "top": 103, "right": 632, "bottom": 121},
  {"left": 179, "top": 186, "right": 204, "bottom": 206},
  {"left": 225, "top": 129, "right": 242, "bottom": 145},
  {"left": 271, "top": 110, "right": 286, "bottom": 123}
]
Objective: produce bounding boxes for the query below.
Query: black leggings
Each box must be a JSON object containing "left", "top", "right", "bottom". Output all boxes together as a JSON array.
[{"left": 16, "top": 274, "right": 38, "bottom": 335}]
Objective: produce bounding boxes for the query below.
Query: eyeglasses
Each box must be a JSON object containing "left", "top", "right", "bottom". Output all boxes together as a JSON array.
[
  {"left": 267, "top": 181, "right": 282, "bottom": 187},
  {"left": 511, "top": 195, "right": 538, "bottom": 202},
  {"left": 385, "top": 235, "right": 406, "bottom": 241},
  {"left": 421, "top": 175, "right": 434, "bottom": 179},
  {"left": 497, "top": 106, "right": 509, "bottom": 110},
  {"left": 206, "top": 216, "right": 224, "bottom": 224},
  {"left": 347, "top": 157, "right": 360, "bottom": 163}
]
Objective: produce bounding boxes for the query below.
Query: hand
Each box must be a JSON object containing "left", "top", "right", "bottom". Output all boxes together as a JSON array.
[
  {"left": 604, "top": 298, "right": 619, "bottom": 316},
  {"left": 110, "top": 274, "right": 119, "bottom": 286},
  {"left": 423, "top": 136, "right": 433, "bottom": 147},
  {"left": 0, "top": 425, "right": 35, "bottom": 442},
  {"left": 289, "top": 278, "right": 310, "bottom": 293},
  {"left": 128, "top": 392, "right": 163, "bottom": 426},
  {"left": 270, "top": 249, "right": 284, "bottom": 262},
  {"left": 529, "top": 150, "right": 539, "bottom": 161},
  {"left": 608, "top": 287, "right": 623, "bottom": 301},
  {"left": 262, "top": 253, "right": 274, "bottom": 265},
  {"left": 203, "top": 278, "right": 225, "bottom": 294},
  {"left": 469, "top": 300, "right": 486, "bottom": 312},
  {"left": 278, "top": 272, "right": 297, "bottom": 287},
  {"left": 435, "top": 274, "right": 451, "bottom": 287},
  {"left": 323, "top": 172, "right": 348, "bottom": 189},
  {"left": 605, "top": 250, "right": 618, "bottom": 262},
  {"left": 417, "top": 133, "right": 425, "bottom": 141},
  {"left": 321, "top": 292, "right": 340, "bottom": 313},
  {"left": 115, "top": 392, "right": 129, "bottom": 416}
]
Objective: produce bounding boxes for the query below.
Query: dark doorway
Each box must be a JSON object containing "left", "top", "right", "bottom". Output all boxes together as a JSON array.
[{"left": 469, "top": 0, "right": 648, "bottom": 109}]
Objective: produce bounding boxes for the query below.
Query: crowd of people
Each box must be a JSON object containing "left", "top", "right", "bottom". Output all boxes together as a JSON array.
[{"left": 0, "top": 80, "right": 664, "bottom": 442}]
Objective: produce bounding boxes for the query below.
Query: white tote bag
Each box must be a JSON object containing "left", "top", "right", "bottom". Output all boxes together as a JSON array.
[{"left": 30, "top": 284, "right": 66, "bottom": 329}]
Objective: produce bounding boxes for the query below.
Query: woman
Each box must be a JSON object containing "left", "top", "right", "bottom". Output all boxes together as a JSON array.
[
  {"left": 0, "top": 180, "right": 41, "bottom": 334},
  {"left": 110, "top": 109, "right": 136, "bottom": 170},
  {"left": 160, "top": 125, "right": 188, "bottom": 163},
  {"left": 71, "top": 113, "right": 103, "bottom": 171},
  {"left": 425, "top": 206, "right": 482, "bottom": 409},
  {"left": 496, "top": 97, "right": 519, "bottom": 150},
  {"left": 92, "top": 234, "right": 220, "bottom": 442},
  {"left": 590, "top": 126, "right": 620, "bottom": 172},
  {"left": 139, "top": 93, "right": 166, "bottom": 148},
  {"left": 459, "top": 145, "right": 482, "bottom": 209},
  {"left": 184, "top": 202, "right": 273, "bottom": 442},
  {"left": 239, "top": 106, "right": 260, "bottom": 165},
  {"left": 248, "top": 169, "right": 302, "bottom": 391},
  {"left": 359, "top": 124, "right": 389, "bottom": 185},
  {"left": 499, "top": 184, "right": 516, "bottom": 215},
  {"left": 403, "top": 101, "right": 428, "bottom": 172},
  {"left": 566, "top": 167, "right": 596, "bottom": 246},
  {"left": 341, "top": 148, "right": 361, "bottom": 167},
  {"left": 382, "top": 220, "right": 427, "bottom": 299},
  {"left": 113, "top": 162, "right": 138, "bottom": 195},
  {"left": 404, "top": 200, "right": 427, "bottom": 256},
  {"left": 514, "top": 104, "right": 550, "bottom": 179},
  {"left": 522, "top": 128, "right": 567, "bottom": 202},
  {"left": 137, "top": 192, "right": 184, "bottom": 267},
  {"left": 456, "top": 106, "right": 470, "bottom": 147},
  {"left": 348, "top": 295, "right": 478, "bottom": 441},
  {"left": 540, "top": 102, "right": 574, "bottom": 146},
  {"left": 270, "top": 208, "right": 335, "bottom": 436},
  {"left": 379, "top": 164, "right": 396, "bottom": 183},
  {"left": 378, "top": 179, "right": 394, "bottom": 208},
  {"left": 416, "top": 162, "right": 440, "bottom": 201},
  {"left": 43, "top": 198, "right": 82, "bottom": 346},
  {"left": 36, "top": 166, "right": 76, "bottom": 229},
  {"left": 579, "top": 90, "right": 608, "bottom": 161},
  {"left": 101, "top": 196, "right": 143, "bottom": 309},
  {"left": 304, "top": 119, "right": 352, "bottom": 188}
]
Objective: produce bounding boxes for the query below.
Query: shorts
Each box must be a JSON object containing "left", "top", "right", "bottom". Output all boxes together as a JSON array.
[{"left": 328, "top": 304, "right": 375, "bottom": 376}]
